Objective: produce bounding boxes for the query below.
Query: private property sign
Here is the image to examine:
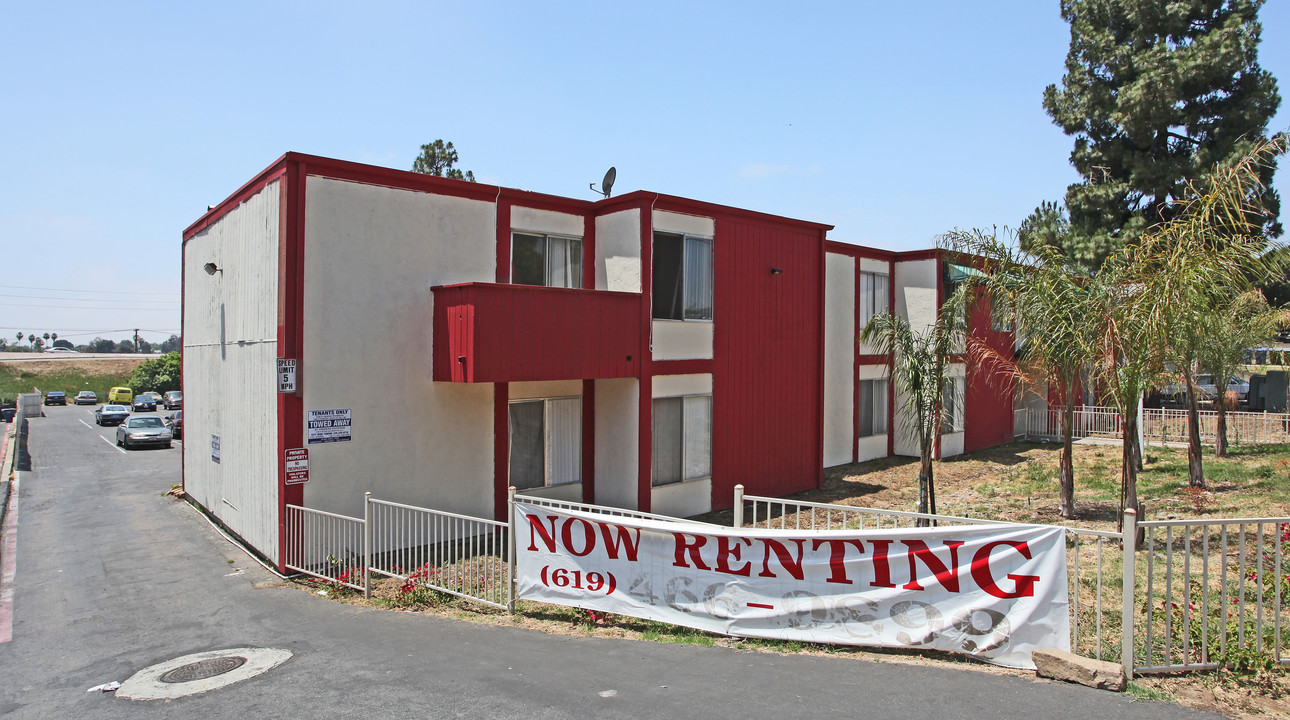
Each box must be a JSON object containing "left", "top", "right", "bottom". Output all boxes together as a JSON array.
[
  {"left": 514, "top": 502, "right": 1069, "bottom": 669},
  {"left": 284, "top": 448, "right": 308, "bottom": 484},
  {"left": 306, "top": 408, "right": 352, "bottom": 444}
]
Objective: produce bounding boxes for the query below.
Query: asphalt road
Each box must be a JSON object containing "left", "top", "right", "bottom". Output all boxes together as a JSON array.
[{"left": 0, "top": 407, "right": 1223, "bottom": 719}]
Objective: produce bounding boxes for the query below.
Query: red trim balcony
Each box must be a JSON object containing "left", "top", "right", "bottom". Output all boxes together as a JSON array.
[{"left": 432, "top": 283, "right": 642, "bottom": 383}]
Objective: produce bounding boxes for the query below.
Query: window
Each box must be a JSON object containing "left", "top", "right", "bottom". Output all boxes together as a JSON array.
[
  {"left": 651, "top": 395, "right": 712, "bottom": 486},
  {"left": 512, "top": 233, "right": 582, "bottom": 288},
  {"left": 859, "top": 272, "right": 889, "bottom": 328},
  {"left": 509, "top": 397, "right": 582, "bottom": 490},
  {"left": 652, "top": 231, "right": 713, "bottom": 321},
  {"left": 940, "top": 378, "right": 965, "bottom": 434},
  {"left": 858, "top": 379, "right": 888, "bottom": 437}
]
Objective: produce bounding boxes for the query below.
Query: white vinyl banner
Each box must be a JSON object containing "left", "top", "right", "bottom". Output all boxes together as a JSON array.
[{"left": 514, "top": 502, "right": 1069, "bottom": 669}]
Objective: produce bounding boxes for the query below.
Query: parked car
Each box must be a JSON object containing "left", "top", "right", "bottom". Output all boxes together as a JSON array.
[
  {"left": 1160, "top": 375, "right": 1249, "bottom": 406},
  {"left": 94, "top": 405, "right": 131, "bottom": 426},
  {"left": 44, "top": 347, "right": 79, "bottom": 353},
  {"left": 107, "top": 387, "right": 133, "bottom": 404},
  {"left": 75, "top": 391, "right": 98, "bottom": 405},
  {"left": 165, "top": 410, "right": 182, "bottom": 439},
  {"left": 116, "top": 416, "right": 172, "bottom": 449},
  {"left": 132, "top": 395, "right": 157, "bottom": 412},
  {"left": 43, "top": 391, "right": 67, "bottom": 406},
  {"left": 163, "top": 390, "right": 183, "bottom": 410}
]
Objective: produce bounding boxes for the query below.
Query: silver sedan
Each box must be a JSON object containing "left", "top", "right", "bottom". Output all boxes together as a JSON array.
[{"left": 116, "top": 416, "right": 173, "bottom": 450}]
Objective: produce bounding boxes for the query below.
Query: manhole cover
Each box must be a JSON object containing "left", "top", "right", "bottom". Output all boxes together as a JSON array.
[{"left": 159, "top": 656, "right": 248, "bottom": 684}]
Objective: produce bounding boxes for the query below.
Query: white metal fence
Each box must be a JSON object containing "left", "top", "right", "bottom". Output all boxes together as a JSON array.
[
  {"left": 1017, "top": 405, "right": 1290, "bottom": 447},
  {"left": 366, "top": 496, "right": 510, "bottom": 609},
  {"left": 733, "top": 489, "right": 1289, "bottom": 677},
  {"left": 284, "top": 486, "right": 1289, "bottom": 677}
]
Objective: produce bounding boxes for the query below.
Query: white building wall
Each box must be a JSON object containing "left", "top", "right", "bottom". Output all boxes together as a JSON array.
[
  {"left": 892, "top": 258, "right": 939, "bottom": 457},
  {"left": 823, "top": 252, "right": 855, "bottom": 467},
  {"left": 595, "top": 209, "right": 640, "bottom": 292},
  {"left": 652, "top": 321, "right": 713, "bottom": 360},
  {"left": 511, "top": 207, "right": 583, "bottom": 237},
  {"left": 182, "top": 180, "right": 282, "bottom": 563},
  {"left": 653, "top": 210, "right": 715, "bottom": 238},
  {"left": 301, "top": 177, "right": 497, "bottom": 520},
  {"left": 594, "top": 378, "right": 639, "bottom": 509}
]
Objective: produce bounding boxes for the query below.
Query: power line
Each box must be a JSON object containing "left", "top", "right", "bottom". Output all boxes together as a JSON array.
[
  {"left": 0, "top": 302, "right": 178, "bottom": 310},
  {"left": 0, "top": 293, "right": 177, "bottom": 304},
  {"left": 0, "top": 284, "right": 178, "bottom": 296}
]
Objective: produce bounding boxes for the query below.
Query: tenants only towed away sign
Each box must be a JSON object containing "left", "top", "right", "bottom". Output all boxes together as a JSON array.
[
  {"left": 306, "top": 408, "right": 352, "bottom": 444},
  {"left": 514, "top": 502, "right": 1069, "bottom": 669}
]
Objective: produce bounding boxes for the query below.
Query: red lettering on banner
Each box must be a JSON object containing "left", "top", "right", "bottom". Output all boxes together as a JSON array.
[
  {"left": 561, "top": 518, "right": 596, "bottom": 557},
  {"left": 714, "top": 536, "right": 752, "bottom": 577},
  {"left": 759, "top": 539, "right": 806, "bottom": 580},
  {"left": 597, "top": 522, "right": 641, "bottom": 561},
  {"left": 811, "top": 539, "right": 866, "bottom": 584},
  {"left": 901, "top": 540, "right": 964, "bottom": 593},
  {"left": 869, "top": 539, "right": 896, "bottom": 588},
  {"left": 672, "top": 533, "right": 711, "bottom": 570},
  {"left": 971, "top": 541, "right": 1039, "bottom": 599},
  {"left": 526, "top": 514, "right": 559, "bottom": 552}
]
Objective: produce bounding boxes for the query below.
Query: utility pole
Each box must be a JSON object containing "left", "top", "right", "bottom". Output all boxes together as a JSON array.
[{"left": 134, "top": 328, "right": 140, "bottom": 353}]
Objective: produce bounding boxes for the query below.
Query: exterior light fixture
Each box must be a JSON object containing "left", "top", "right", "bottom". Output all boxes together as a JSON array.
[
  {"left": 203, "top": 263, "right": 222, "bottom": 276},
  {"left": 770, "top": 268, "right": 783, "bottom": 275}
]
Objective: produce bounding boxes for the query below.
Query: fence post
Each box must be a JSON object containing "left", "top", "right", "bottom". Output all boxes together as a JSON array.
[
  {"left": 1121, "top": 507, "right": 1137, "bottom": 680},
  {"left": 363, "top": 492, "right": 372, "bottom": 599},
  {"left": 733, "top": 484, "right": 744, "bottom": 528},
  {"left": 507, "top": 485, "right": 517, "bottom": 614}
]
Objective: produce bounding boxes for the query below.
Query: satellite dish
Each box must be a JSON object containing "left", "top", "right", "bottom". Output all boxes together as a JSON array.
[{"left": 590, "top": 166, "right": 616, "bottom": 198}]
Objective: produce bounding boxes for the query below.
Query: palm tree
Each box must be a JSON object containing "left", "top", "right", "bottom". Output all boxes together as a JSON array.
[
  {"left": 1200, "top": 291, "right": 1290, "bottom": 456},
  {"left": 944, "top": 228, "right": 1097, "bottom": 519},
  {"left": 15, "top": 332, "right": 23, "bottom": 347},
  {"left": 860, "top": 283, "right": 972, "bottom": 526}
]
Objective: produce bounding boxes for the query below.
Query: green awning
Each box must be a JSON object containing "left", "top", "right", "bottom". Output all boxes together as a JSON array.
[{"left": 944, "top": 262, "right": 987, "bottom": 283}]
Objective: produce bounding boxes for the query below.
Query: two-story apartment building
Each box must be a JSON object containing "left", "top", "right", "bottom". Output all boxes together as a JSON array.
[{"left": 181, "top": 152, "right": 1016, "bottom": 570}]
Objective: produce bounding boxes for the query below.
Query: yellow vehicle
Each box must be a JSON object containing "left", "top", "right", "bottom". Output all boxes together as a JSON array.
[{"left": 107, "top": 387, "right": 133, "bottom": 404}]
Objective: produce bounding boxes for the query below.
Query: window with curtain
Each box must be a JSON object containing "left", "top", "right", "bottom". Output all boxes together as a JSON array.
[
  {"left": 859, "top": 272, "right": 889, "bottom": 328},
  {"left": 858, "top": 378, "right": 888, "bottom": 437},
  {"left": 651, "top": 395, "right": 712, "bottom": 486},
  {"left": 511, "top": 233, "right": 582, "bottom": 288},
  {"left": 940, "top": 378, "right": 965, "bottom": 434},
  {"left": 509, "top": 397, "right": 582, "bottom": 489},
  {"left": 652, "top": 232, "right": 713, "bottom": 321}
]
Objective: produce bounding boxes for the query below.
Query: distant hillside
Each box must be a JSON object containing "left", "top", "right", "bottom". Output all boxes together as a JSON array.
[{"left": 0, "top": 357, "right": 147, "bottom": 400}]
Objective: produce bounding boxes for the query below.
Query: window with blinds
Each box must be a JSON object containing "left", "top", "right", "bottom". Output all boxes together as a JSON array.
[
  {"left": 508, "top": 397, "right": 582, "bottom": 490},
  {"left": 652, "top": 232, "right": 713, "bottom": 321},
  {"left": 651, "top": 395, "right": 712, "bottom": 486}
]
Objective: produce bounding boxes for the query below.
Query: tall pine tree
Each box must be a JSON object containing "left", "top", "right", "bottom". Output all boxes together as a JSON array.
[{"left": 1033, "top": 0, "right": 1281, "bottom": 267}]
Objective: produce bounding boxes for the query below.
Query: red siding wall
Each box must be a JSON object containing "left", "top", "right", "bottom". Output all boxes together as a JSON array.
[
  {"left": 432, "top": 283, "right": 641, "bottom": 383},
  {"left": 964, "top": 290, "right": 1017, "bottom": 452},
  {"left": 711, "top": 217, "right": 825, "bottom": 509}
]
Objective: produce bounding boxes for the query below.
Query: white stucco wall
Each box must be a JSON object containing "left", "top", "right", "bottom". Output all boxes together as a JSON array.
[
  {"left": 895, "top": 258, "right": 938, "bottom": 334},
  {"left": 594, "top": 378, "right": 639, "bottom": 509},
  {"left": 595, "top": 209, "right": 641, "bottom": 293},
  {"left": 301, "top": 177, "right": 497, "bottom": 520},
  {"left": 182, "top": 180, "right": 282, "bottom": 563},
  {"left": 651, "top": 373, "right": 712, "bottom": 398},
  {"left": 651, "top": 321, "right": 713, "bottom": 360},
  {"left": 860, "top": 257, "right": 888, "bottom": 274},
  {"left": 823, "top": 252, "right": 856, "bottom": 467},
  {"left": 511, "top": 206, "right": 583, "bottom": 237},
  {"left": 653, "top": 210, "right": 715, "bottom": 238}
]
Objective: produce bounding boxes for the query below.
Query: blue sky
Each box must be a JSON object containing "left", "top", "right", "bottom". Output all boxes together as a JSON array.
[{"left": 2, "top": 1, "right": 1287, "bottom": 345}]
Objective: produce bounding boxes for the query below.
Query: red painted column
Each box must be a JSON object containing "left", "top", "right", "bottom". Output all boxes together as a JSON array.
[
  {"left": 582, "top": 380, "right": 596, "bottom": 504},
  {"left": 277, "top": 160, "right": 306, "bottom": 573},
  {"left": 637, "top": 200, "right": 653, "bottom": 512},
  {"left": 494, "top": 382, "right": 509, "bottom": 521}
]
